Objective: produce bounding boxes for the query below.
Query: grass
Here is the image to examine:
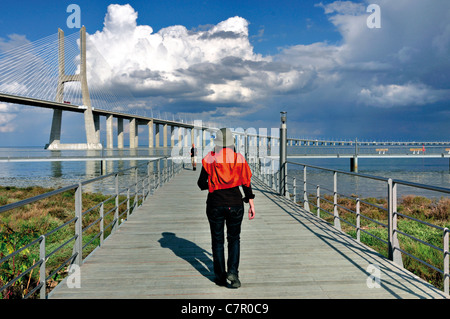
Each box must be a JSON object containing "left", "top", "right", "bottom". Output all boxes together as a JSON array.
[
  {"left": 306, "top": 193, "right": 450, "bottom": 291},
  {"left": 0, "top": 185, "right": 136, "bottom": 299}
]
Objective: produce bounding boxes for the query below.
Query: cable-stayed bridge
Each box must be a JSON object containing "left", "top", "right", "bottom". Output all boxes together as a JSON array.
[{"left": 0, "top": 27, "right": 221, "bottom": 151}]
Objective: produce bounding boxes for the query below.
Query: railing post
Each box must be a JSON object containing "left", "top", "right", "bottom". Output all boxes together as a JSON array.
[
  {"left": 166, "top": 158, "right": 169, "bottom": 182},
  {"left": 127, "top": 188, "right": 130, "bottom": 218},
  {"left": 244, "top": 129, "right": 248, "bottom": 160},
  {"left": 166, "top": 157, "right": 169, "bottom": 184},
  {"left": 303, "top": 166, "right": 310, "bottom": 211},
  {"left": 74, "top": 182, "right": 83, "bottom": 266},
  {"left": 388, "top": 179, "right": 403, "bottom": 267},
  {"left": 142, "top": 178, "right": 145, "bottom": 204},
  {"left": 134, "top": 167, "right": 138, "bottom": 208},
  {"left": 293, "top": 177, "right": 297, "bottom": 203},
  {"left": 316, "top": 185, "right": 320, "bottom": 218},
  {"left": 157, "top": 158, "right": 161, "bottom": 189},
  {"left": 285, "top": 169, "right": 290, "bottom": 198},
  {"left": 333, "top": 171, "right": 341, "bottom": 230},
  {"left": 100, "top": 202, "right": 104, "bottom": 246},
  {"left": 147, "top": 161, "right": 153, "bottom": 195},
  {"left": 392, "top": 181, "right": 403, "bottom": 266},
  {"left": 114, "top": 173, "right": 119, "bottom": 232},
  {"left": 265, "top": 165, "right": 268, "bottom": 185},
  {"left": 273, "top": 171, "right": 276, "bottom": 190},
  {"left": 444, "top": 227, "right": 449, "bottom": 295},
  {"left": 258, "top": 158, "right": 262, "bottom": 180},
  {"left": 272, "top": 172, "right": 275, "bottom": 191},
  {"left": 387, "top": 178, "right": 393, "bottom": 261},
  {"left": 279, "top": 111, "right": 287, "bottom": 196},
  {"left": 163, "top": 158, "right": 167, "bottom": 184},
  {"left": 356, "top": 197, "right": 360, "bottom": 242},
  {"left": 39, "top": 235, "right": 46, "bottom": 299},
  {"left": 263, "top": 158, "right": 268, "bottom": 185},
  {"left": 276, "top": 171, "right": 279, "bottom": 193}
]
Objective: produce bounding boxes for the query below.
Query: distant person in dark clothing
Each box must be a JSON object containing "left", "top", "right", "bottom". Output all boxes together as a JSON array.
[
  {"left": 191, "top": 143, "right": 198, "bottom": 171},
  {"left": 197, "top": 128, "right": 255, "bottom": 288}
]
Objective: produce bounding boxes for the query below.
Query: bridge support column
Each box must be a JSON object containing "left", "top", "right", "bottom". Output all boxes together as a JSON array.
[
  {"left": 155, "top": 124, "right": 160, "bottom": 147},
  {"left": 202, "top": 129, "right": 206, "bottom": 149},
  {"left": 94, "top": 114, "right": 100, "bottom": 144},
  {"left": 195, "top": 125, "right": 201, "bottom": 148},
  {"left": 163, "top": 124, "right": 168, "bottom": 148},
  {"left": 148, "top": 120, "right": 153, "bottom": 148},
  {"left": 117, "top": 118, "right": 124, "bottom": 149},
  {"left": 170, "top": 126, "right": 175, "bottom": 146},
  {"left": 185, "top": 128, "right": 189, "bottom": 147},
  {"left": 180, "top": 128, "right": 185, "bottom": 147},
  {"left": 106, "top": 115, "right": 113, "bottom": 149},
  {"left": 47, "top": 109, "right": 62, "bottom": 147},
  {"left": 177, "top": 127, "right": 182, "bottom": 146},
  {"left": 129, "top": 118, "right": 137, "bottom": 149}
]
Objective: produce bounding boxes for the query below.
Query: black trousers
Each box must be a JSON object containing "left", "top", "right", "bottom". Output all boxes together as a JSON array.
[{"left": 206, "top": 205, "right": 244, "bottom": 281}]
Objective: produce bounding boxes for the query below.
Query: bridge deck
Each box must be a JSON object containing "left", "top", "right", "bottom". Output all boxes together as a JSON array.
[{"left": 50, "top": 168, "right": 447, "bottom": 299}]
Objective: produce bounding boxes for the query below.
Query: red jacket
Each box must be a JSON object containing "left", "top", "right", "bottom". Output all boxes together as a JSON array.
[{"left": 202, "top": 148, "right": 252, "bottom": 193}]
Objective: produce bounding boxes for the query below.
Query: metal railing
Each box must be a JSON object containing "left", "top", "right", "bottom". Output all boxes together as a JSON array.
[
  {"left": 250, "top": 158, "right": 449, "bottom": 295},
  {"left": 0, "top": 156, "right": 182, "bottom": 299}
]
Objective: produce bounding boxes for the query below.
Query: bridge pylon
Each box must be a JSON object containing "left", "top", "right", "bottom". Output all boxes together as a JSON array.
[{"left": 45, "top": 26, "right": 102, "bottom": 150}]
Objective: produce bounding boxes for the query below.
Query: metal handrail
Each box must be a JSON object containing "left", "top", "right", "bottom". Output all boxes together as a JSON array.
[
  {"left": 0, "top": 184, "right": 78, "bottom": 214},
  {"left": 0, "top": 156, "right": 183, "bottom": 299},
  {"left": 250, "top": 159, "right": 450, "bottom": 295}
]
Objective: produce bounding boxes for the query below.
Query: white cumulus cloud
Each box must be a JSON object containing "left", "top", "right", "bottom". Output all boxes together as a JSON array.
[
  {"left": 0, "top": 103, "right": 19, "bottom": 133},
  {"left": 86, "top": 4, "right": 316, "bottom": 115},
  {"left": 358, "top": 83, "right": 450, "bottom": 107}
]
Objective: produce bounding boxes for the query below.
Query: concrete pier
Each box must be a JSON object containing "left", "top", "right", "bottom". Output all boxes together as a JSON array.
[{"left": 350, "top": 156, "right": 358, "bottom": 172}]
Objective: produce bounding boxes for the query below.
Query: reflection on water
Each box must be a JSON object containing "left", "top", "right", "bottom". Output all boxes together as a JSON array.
[
  {"left": 0, "top": 147, "right": 449, "bottom": 199},
  {"left": 0, "top": 147, "right": 173, "bottom": 159},
  {"left": 0, "top": 147, "right": 177, "bottom": 194}
]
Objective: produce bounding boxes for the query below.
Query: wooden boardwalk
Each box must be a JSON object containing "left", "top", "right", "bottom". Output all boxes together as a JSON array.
[{"left": 50, "top": 167, "right": 447, "bottom": 299}]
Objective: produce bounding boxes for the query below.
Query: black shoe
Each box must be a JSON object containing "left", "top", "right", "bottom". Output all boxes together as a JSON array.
[
  {"left": 214, "top": 277, "right": 227, "bottom": 287},
  {"left": 227, "top": 273, "right": 241, "bottom": 288}
]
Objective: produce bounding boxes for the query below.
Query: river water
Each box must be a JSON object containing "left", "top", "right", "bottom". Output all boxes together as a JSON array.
[{"left": 0, "top": 146, "right": 449, "bottom": 199}]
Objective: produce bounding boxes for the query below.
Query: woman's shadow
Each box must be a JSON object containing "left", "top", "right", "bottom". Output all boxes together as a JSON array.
[{"left": 158, "top": 232, "right": 215, "bottom": 283}]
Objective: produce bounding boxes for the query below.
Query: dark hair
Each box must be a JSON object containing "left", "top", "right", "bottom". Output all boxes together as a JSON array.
[{"left": 214, "top": 146, "right": 236, "bottom": 153}]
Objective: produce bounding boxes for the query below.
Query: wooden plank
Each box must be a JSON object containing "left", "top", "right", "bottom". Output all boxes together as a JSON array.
[{"left": 50, "top": 167, "right": 447, "bottom": 299}]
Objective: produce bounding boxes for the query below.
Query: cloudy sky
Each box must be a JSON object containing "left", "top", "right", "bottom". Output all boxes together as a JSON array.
[{"left": 0, "top": 0, "right": 449, "bottom": 146}]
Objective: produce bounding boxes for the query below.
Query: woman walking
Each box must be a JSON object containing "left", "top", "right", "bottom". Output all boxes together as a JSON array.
[{"left": 197, "top": 128, "right": 255, "bottom": 288}]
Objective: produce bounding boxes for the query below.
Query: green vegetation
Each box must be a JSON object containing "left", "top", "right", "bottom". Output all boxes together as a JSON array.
[
  {"left": 308, "top": 193, "right": 450, "bottom": 291},
  {"left": 0, "top": 185, "right": 134, "bottom": 299}
]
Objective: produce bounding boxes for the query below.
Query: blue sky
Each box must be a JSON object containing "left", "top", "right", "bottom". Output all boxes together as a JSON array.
[
  {"left": 0, "top": 0, "right": 449, "bottom": 146},
  {"left": 0, "top": 0, "right": 340, "bottom": 54}
]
